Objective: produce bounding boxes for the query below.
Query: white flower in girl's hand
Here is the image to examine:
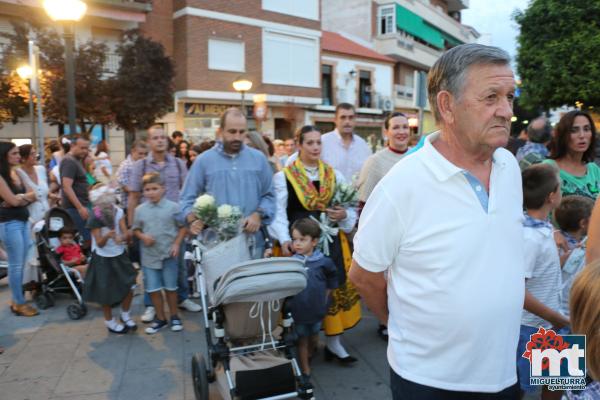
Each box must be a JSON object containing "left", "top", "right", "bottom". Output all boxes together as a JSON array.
[{"left": 194, "top": 194, "right": 215, "bottom": 209}]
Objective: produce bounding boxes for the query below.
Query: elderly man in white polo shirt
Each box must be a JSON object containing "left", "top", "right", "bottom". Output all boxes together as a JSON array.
[{"left": 350, "top": 44, "right": 523, "bottom": 399}]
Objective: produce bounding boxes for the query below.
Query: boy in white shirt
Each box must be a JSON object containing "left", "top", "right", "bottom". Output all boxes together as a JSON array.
[{"left": 518, "top": 163, "right": 570, "bottom": 399}]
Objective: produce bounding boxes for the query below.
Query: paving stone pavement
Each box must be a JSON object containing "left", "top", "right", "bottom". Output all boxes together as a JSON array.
[{"left": 0, "top": 277, "right": 390, "bottom": 400}]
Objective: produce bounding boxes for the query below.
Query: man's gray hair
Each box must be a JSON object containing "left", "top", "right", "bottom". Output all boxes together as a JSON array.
[
  {"left": 427, "top": 43, "right": 511, "bottom": 123},
  {"left": 527, "top": 117, "right": 552, "bottom": 144}
]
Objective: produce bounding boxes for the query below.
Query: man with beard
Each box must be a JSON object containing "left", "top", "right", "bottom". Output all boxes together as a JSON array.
[
  {"left": 180, "top": 108, "right": 275, "bottom": 259},
  {"left": 321, "top": 103, "right": 372, "bottom": 182}
]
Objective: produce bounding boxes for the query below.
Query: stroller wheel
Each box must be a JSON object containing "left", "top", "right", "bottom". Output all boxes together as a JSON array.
[
  {"left": 34, "top": 293, "right": 54, "bottom": 310},
  {"left": 191, "top": 353, "right": 209, "bottom": 400},
  {"left": 67, "top": 303, "right": 86, "bottom": 320}
]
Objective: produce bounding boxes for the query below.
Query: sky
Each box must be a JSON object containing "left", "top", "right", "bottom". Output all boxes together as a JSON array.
[{"left": 461, "top": 0, "right": 530, "bottom": 64}]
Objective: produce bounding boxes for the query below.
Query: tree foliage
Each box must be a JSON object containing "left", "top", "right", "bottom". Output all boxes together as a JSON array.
[
  {"left": 514, "top": 0, "right": 600, "bottom": 110},
  {"left": 0, "top": 23, "right": 174, "bottom": 135},
  {"left": 110, "top": 29, "right": 175, "bottom": 133}
]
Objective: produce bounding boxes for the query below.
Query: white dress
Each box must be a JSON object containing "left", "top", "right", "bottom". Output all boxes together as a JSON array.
[
  {"left": 94, "top": 152, "right": 113, "bottom": 184},
  {"left": 16, "top": 166, "right": 50, "bottom": 280}
]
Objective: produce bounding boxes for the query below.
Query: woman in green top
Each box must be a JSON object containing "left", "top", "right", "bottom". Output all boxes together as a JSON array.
[{"left": 543, "top": 110, "right": 600, "bottom": 199}]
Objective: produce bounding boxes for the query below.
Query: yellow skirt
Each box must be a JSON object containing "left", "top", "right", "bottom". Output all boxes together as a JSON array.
[
  {"left": 322, "top": 231, "right": 361, "bottom": 336},
  {"left": 273, "top": 232, "right": 361, "bottom": 336}
]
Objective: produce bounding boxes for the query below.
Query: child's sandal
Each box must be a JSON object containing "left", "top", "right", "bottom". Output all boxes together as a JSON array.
[{"left": 121, "top": 315, "right": 137, "bottom": 331}]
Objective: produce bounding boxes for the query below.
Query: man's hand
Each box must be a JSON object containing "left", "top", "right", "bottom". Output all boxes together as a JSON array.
[
  {"left": 263, "top": 248, "right": 273, "bottom": 258},
  {"left": 281, "top": 241, "right": 293, "bottom": 256},
  {"left": 170, "top": 242, "right": 180, "bottom": 258},
  {"left": 140, "top": 233, "right": 155, "bottom": 247},
  {"left": 325, "top": 206, "right": 347, "bottom": 222},
  {"left": 77, "top": 206, "right": 89, "bottom": 220},
  {"left": 190, "top": 219, "right": 204, "bottom": 235},
  {"left": 243, "top": 212, "right": 261, "bottom": 233}
]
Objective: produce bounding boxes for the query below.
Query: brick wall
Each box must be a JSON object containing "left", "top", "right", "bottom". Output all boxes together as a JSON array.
[
  {"left": 173, "top": 0, "right": 320, "bottom": 31},
  {"left": 174, "top": 15, "right": 321, "bottom": 99},
  {"left": 139, "top": 0, "right": 174, "bottom": 57}
]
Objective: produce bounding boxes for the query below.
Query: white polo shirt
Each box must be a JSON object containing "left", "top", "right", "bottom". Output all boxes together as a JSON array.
[{"left": 353, "top": 132, "right": 525, "bottom": 392}]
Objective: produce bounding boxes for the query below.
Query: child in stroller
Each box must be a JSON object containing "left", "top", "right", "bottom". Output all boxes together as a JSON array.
[
  {"left": 34, "top": 207, "right": 88, "bottom": 319},
  {"left": 55, "top": 227, "right": 88, "bottom": 278}
]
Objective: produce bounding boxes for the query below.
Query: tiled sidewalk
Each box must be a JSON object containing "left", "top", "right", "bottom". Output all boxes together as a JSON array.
[{"left": 0, "top": 279, "right": 390, "bottom": 400}]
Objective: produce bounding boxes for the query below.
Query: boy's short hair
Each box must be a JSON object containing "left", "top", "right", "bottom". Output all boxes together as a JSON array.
[
  {"left": 291, "top": 218, "right": 321, "bottom": 240},
  {"left": 554, "top": 195, "right": 595, "bottom": 232},
  {"left": 142, "top": 172, "right": 163, "bottom": 187},
  {"left": 58, "top": 227, "right": 76, "bottom": 238},
  {"left": 522, "top": 163, "right": 560, "bottom": 210}
]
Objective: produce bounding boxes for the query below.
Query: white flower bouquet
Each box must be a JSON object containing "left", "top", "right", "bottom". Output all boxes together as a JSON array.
[
  {"left": 193, "top": 194, "right": 218, "bottom": 227},
  {"left": 330, "top": 182, "right": 358, "bottom": 208},
  {"left": 216, "top": 204, "right": 243, "bottom": 241}
]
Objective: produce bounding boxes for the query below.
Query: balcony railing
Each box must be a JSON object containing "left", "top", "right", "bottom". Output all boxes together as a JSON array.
[
  {"left": 103, "top": 53, "right": 121, "bottom": 75},
  {"left": 395, "top": 84, "right": 414, "bottom": 99}
]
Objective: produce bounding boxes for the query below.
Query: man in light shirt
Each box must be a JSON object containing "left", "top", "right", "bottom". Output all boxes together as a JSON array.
[
  {"left": 321, "top": 103, "right": 372, "bottom": 182},
  {"left": 350, "top": 44, "right": 523, "bottom": 399}
]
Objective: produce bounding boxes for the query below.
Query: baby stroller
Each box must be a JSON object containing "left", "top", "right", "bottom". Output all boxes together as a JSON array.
[
  {"left": 34, "top": 207, "right": 87, "bottom": 320},
  {"left": 190, "top": 233, "right": 313, "bottom": 400}
]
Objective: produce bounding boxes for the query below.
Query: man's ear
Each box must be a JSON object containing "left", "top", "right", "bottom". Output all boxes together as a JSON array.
[{"left": 437, "top": 91, "right": 455, "bottom": 125}]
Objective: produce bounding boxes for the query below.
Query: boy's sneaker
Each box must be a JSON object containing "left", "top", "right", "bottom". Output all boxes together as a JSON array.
[
  {"left": 145, "top": 319, "right": 168, "bottom": 335},
  {"left": 178, "top": 299, "right": 201, "bottom": 312},
  {"left": 141, "top": 306, "right": 156, "bottom": 323},
  {"left": 170, "top": 316, "right": 183, "bottom": 332}
]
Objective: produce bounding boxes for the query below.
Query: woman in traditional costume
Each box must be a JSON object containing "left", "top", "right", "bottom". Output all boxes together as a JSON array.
[{"left": 269, "top": 125, "right": 361, "bottom": 363}]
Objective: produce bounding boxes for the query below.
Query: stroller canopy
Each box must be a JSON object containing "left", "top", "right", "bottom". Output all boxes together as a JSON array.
[{"left": 212, "top": 258, "right": 307, "bottom": 306}]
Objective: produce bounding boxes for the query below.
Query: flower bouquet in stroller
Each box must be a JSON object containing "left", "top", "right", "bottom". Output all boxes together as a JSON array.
[{"left": 189, "top": 194, "right": 313, "bottom": 400}]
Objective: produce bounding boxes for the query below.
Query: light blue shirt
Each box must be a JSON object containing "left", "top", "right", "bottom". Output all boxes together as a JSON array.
[{"left": 179, "top": 141, "right": 275, "bottom": 224}]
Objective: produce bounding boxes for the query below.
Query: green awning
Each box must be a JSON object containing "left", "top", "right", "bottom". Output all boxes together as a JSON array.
[{"left": 395, "top": 4, "right": 463, "bottom": 50}]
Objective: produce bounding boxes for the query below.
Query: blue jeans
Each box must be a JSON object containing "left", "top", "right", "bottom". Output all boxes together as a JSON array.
[
  {"left": 64, "top": 207, "right": 91, "bottom": 243},
  {"left": 143, "top": 241, "right": 188, "bottom": 307},
  {"left": 0, "top": 220, "right": 31, "bottom": 305},
  {"left": 390, "top": 369, "right": 519, "bottom": 400},
  {"left": 143, "top": 257, "right": 178, "bottom": 292}
]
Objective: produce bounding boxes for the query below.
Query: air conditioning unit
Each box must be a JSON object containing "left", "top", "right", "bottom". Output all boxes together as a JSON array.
[{"left": 379, "top": 96, "right": 394, "bottom": 112}]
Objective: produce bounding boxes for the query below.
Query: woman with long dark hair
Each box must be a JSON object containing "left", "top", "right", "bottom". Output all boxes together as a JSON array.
[
  {"left": 176, "top": 140, "right": 190, "bottom": 166},
  {"left": 0, "top": 141, "right": 39, "bottom": 316},
  {"left": 543, "top": 110, "right": 600, "bottom": 199}
]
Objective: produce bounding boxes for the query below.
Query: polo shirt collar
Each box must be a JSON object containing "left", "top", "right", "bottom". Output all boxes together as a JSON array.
[
  {"left": 422, "top": 131, "right": 506, "bottom": 182},
  {"left": 147, "top": 152, "right": 174, "bottom": 164},
  {"left": 149, "top": 197, "right": 167, "bottom": 208}
]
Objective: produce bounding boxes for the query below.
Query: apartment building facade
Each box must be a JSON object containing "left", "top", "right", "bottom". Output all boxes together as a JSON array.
[
  {"left": 309, "top": 30, "right": 395, "bottom": 142},
  {"left": 322, "top": 0, "right": 479, "bottom": 134},
  {"left": 154, "top": 0, "right": 322, "bottom": 141}
]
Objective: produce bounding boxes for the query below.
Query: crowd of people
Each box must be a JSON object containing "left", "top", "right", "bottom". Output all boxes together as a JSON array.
[{"left": 0, "top": 43, "right": 599, "bottom": 399}]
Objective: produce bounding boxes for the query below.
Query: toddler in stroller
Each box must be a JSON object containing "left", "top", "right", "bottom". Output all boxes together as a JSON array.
[
  {"left": 55, "top": 227, "right": 88, "bottom": 278},
  {"left": 190, "top": 233, "right": 314, "bottom": 400},
  {"left": 35, "top": 207, "right": 88, "bottom": 319}
]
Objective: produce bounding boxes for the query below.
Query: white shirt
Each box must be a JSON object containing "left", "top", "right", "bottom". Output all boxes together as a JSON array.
[
  {"left": 522, "top": 224, "right": 562, "bottom": 328},
  {"left": 91, "top": 206, "right": 126, "bottom": 257},
  {"left": 353, "top": 132, "right": 525, "bottom": 392},
  {"left": 268, "top": 168, "right": 357, "bottom": 244},
  {"left": 321, "top": 129, "right": 372, "bottom": 182}
]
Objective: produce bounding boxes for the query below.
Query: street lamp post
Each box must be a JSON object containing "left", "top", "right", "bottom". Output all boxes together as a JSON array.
[
  {"left": 232, "top": 77, "right": 253, "bottom": 113},
  {"left": 43, "top": 0, "right": 87, "bottom": 135},
  {"left": 16, "top": 64, "right": 35, "bottom": 140}
]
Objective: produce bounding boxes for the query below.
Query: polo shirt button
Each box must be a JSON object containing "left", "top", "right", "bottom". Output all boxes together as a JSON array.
[{"left": 476, "top": 185, "right": 482, "bottom": 192}]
